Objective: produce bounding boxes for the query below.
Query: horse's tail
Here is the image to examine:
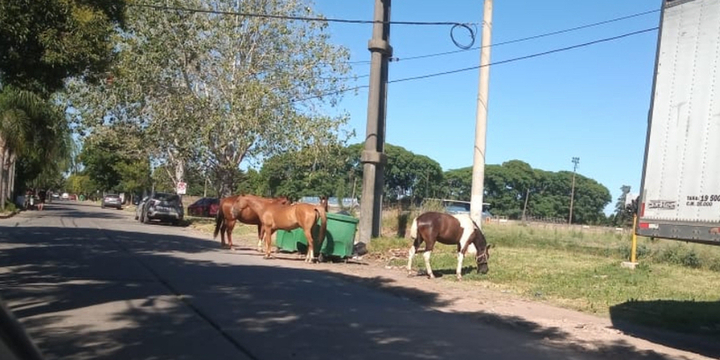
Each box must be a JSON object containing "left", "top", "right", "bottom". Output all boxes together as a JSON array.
[
  {"left": 315, "top": 206, "right": 328, "bottom": 248},
  {"left": 410, "top": 217, "right": 418, "bottom": 240},
  {"left": 213, "top": 205, "right": 224, "bottom": 239}
]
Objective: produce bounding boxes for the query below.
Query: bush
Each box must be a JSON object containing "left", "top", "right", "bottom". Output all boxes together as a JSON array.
[
  {"left": 657, "top": 245, "right": 703, "bottom": 269},
  {"left": 1, "top": 201, "right": 16, "bottom": 213},
  {"left": 621, "top": 243, "right": 650, "bottom": 260},
  {"left": 709, "top": 259, "right": 720, "bottom": 272},
  {"left": 682, "top": 251, "right": 702, "bottom": 269}
]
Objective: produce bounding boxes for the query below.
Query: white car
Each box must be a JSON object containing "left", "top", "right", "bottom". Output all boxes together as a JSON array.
[{"left": 61, "top": 193, "right": 69, "bottom": 200}]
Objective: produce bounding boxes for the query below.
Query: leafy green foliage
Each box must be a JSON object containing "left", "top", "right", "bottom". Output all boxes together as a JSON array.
[
  {"left": 0, "top": 87, "right": 72, "bottom": 210},
  {"left": 78, "top": 130, "right": 151, "bottom": 194},
  {"left": 65, "top": 174, "right": 96, "bottom": 196},
  {"left": 442, "top": 160, "right": 611, "bottom": 224},
  {"left": 612, "top": 185, "right": 636, "bottom": 227},
  {"left": 443, "top": 167, "right": 472, "bottom": 200},
  {"left": 62, "top": 0, "right": 353, "bottom": 196},
  {"left": 0, "top": 0, "right": 126, "bottom": 94},
  {"left": 257, "top": 143, "right": 443, "bottom": 203}
]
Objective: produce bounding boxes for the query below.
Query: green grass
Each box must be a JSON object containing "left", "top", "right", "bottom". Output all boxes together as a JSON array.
[{"left": 376, "top": 222, "right": 720, "bottom": 336}]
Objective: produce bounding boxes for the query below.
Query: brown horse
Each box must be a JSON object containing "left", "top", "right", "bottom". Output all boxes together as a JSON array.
[
  {"left": 213, "top": 194, "right": 290, "bottom": 250},
  {"left": 408, "top": 211, "right": 491, "bottom": 280},
  {"left": 235, "top": 196, "right": 328, "bottom": 262}
]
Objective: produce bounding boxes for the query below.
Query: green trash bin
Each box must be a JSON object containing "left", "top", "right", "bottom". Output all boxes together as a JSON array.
[{"left": 276, "top": 212, "right": 359, "bottom": 259}]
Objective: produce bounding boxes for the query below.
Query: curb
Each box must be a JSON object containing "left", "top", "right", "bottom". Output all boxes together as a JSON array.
[{"left": 0, "top": 210, "right": 19, "bottom": 219}]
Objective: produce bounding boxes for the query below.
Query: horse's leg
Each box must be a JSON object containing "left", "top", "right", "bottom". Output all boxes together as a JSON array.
[
  {"left": 456, "top": 244, "right": 464, "bottom": 280},
  {"left": 423, "top": 236, "right": 436, "bottom": 279},
  {"left": 263, "top": 226, "right": 274, "bottom": 259},
  {"left": 423, "top": 250, "right": 435, "bottom": 279},
  {"left": 226, "top": 220, "right": 236, "bottom": 250},
  {"left": 256, "top": 225, "right": 263, "bottom": 252},
  {"left": 220, "top": 222, "right": 227, "bottom": 248},
  {"left": 407, "top": 236, "right": 423, "bottom": 275},
  {"left": 302, "top": 226, "right": 315, "bottom": 263}
]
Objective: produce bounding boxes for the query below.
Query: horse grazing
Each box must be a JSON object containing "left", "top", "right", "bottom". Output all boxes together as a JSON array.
[
  {"left": 236, "top": 196, "right": 327, "bottom": 262},
  {"left": 213, "top": 194, "right": 290, "bottom": 250},
  {"left": 408, "top": 211, "right": 491, "bottom": 280}
]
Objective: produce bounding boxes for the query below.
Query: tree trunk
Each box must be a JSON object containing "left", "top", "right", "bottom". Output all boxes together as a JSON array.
[
  {"left": 9, "top": 152, "right": 16, "bottom": 203},
  {"left": 0, "top": 145, "right": 6, "bottom": 211}
]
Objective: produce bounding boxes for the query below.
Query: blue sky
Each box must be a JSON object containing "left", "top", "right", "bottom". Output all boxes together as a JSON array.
[{"left": 311, "top": 0, "right": 663, "bottom": 214}]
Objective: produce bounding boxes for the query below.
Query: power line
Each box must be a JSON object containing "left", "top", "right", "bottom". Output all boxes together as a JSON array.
[
  {"left": 350, "top": 8, "right": 661, "bottom": 65},
  {"left": 388, "top": 27, "right": 657, "bottom": 84},
  {"left": 129, "top": 3, "right": 478, "bottom": 27},
  {"left": 292, "top": 27, "right": 658, "bottom": 102}
]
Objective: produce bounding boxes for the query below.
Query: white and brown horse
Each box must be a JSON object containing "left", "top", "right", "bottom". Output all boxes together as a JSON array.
[{"left": 408, "top": 211, "right": 491, "bottom": 280}]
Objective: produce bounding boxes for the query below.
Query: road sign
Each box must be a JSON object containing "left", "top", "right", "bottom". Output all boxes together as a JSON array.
[{"left": 177, "top": 182, "right": 187, "bottom": 195}]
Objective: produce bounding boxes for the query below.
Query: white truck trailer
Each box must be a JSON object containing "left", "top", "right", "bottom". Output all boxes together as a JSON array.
[{"left": 637, "top": 0, "right": 720, "bottom": 244}]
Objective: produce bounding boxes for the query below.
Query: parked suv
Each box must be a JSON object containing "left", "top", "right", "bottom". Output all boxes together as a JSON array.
[
  {"left": 101, "top": 194, "right": 122, "bottom": 209},
  {"left": 135, "top": 192, "right": 184, "bottom": 225}
]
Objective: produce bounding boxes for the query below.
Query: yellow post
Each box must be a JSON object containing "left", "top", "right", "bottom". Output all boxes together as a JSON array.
[{"left": 631, "top": 213, "right": 638, "bottom": 263}]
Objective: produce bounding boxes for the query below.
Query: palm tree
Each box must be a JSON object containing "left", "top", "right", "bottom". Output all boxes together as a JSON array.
[{"left": 0, "top": 86, "right": 70, "bottom": 211}]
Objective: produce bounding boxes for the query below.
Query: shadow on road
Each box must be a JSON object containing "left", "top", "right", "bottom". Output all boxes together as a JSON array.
[
  {"left": 16, "top": 202, "right": 129, "bottom": 221},
  {"left": 0, "top": 225, "right": 714, "bottom": 360},
  {"left": 609, "top": 300, "right": 720, "bottom": 358}
]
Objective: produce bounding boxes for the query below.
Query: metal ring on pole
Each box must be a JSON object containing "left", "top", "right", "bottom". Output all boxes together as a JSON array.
[{"left": 450, "top": 23, "right": 477, "bottom": 50}]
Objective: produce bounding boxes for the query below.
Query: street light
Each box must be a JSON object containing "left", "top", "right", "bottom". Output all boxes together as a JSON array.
[{"left": 569, "top": 157, "right": 580, "bottom": 224}]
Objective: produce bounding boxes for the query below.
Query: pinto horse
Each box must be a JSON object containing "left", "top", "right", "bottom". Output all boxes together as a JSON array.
[
  {"left": 213, "top": 194, "right": 290, "bottom": 250},
  {"left": 236, "top": 196, "right": 327, "bottom": 262},
  {"left": 407, "top": 211, "right": 491, "bottom": 280}
]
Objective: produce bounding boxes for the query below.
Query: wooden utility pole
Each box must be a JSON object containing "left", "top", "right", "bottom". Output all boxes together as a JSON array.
[
  {"left": 522, "top": 188, "right": 530, "bottom": 221},
  {"left": 470, "top": 0, "right": 494, "bottom": 228},
  {"left": 358, "top": 0, "right": 392, "bottom": 244}
]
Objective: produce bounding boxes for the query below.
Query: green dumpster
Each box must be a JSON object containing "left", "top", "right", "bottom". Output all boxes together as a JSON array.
[{"left": 276, "top": 212, "right": 359, "bottom": 258}]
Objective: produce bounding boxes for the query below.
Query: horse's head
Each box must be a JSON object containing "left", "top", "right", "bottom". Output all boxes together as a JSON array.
[
  {"left": 472, "top": 229, "right": 491, "bottom": 274},
  {"left": 319, "top": 196, "right": 329, "bottom": 212}
]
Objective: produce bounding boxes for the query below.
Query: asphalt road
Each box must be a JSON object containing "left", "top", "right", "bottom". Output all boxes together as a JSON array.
[{"left": 0, "top": 202, "right": 664, "bottom": 360}]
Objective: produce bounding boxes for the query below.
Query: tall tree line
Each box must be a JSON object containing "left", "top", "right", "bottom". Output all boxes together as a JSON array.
[{"left": 0, "top": 0, "right": 126, "bottom": 210}]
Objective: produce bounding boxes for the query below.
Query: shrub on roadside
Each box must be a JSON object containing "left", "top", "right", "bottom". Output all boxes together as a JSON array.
[{"left": 1, "top": 201, "right": 16, "bottom": 213}]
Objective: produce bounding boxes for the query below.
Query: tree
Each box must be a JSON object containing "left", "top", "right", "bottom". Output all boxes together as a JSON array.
[
  {"left": 0, "top": 87, "right": 71, "bottom": 210},
  {"left": 378, "top": 145, "right": 444, "bottom": 203},
  {"left": 259, "top": 144, "right": 351, "bottom": 200},
  {"left": 63, "top": 0, "right": 353, "bottom": 198},
  {"left": 65, "top": 174, "right": 96, "bottom": 197},
  {"left": 78, "top": 128, "right": 152, "bottom": 198},
  {"left": 442, "top": 160, "right": 612, "bottom": 223},
  {"left": 0, "top": 0, "right": 126, "bottom": 95},
  {"left": 612, "top": 185, "right": 635, "bottom": 227},
  {"left": 443, "top": 167, "right": 472, "bottom": 200}
]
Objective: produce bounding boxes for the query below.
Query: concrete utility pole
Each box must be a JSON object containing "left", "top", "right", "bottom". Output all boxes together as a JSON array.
[
  {"left": 470, "top": 0, "right": 494, "bottom": 227},
  {"left": 358, "top": 0, "right": 392, "bottom": 244},
  {"left": 568, "top": 157, "right": 580, "bottom": 224}
]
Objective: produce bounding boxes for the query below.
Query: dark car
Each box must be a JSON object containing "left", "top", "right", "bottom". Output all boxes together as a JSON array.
[
  {"left": 135, "top": 192, "right": 184, "bottom": 225},
  {"left": 101, "top": 194, "right": 122, "bottom": 209},
  {"left": 187, "top": 197, "right": 220, "bottom": 217}
]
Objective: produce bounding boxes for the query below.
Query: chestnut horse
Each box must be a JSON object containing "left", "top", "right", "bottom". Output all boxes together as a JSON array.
[
  {"left": 213, "top": 194, "right": 290, "bottom": 250},
  {"left": 235, "top": 196, "right": 327, "bottom": 262},
  {"left": 408, "top": 211, "right": 491, "bottom": 280}
]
